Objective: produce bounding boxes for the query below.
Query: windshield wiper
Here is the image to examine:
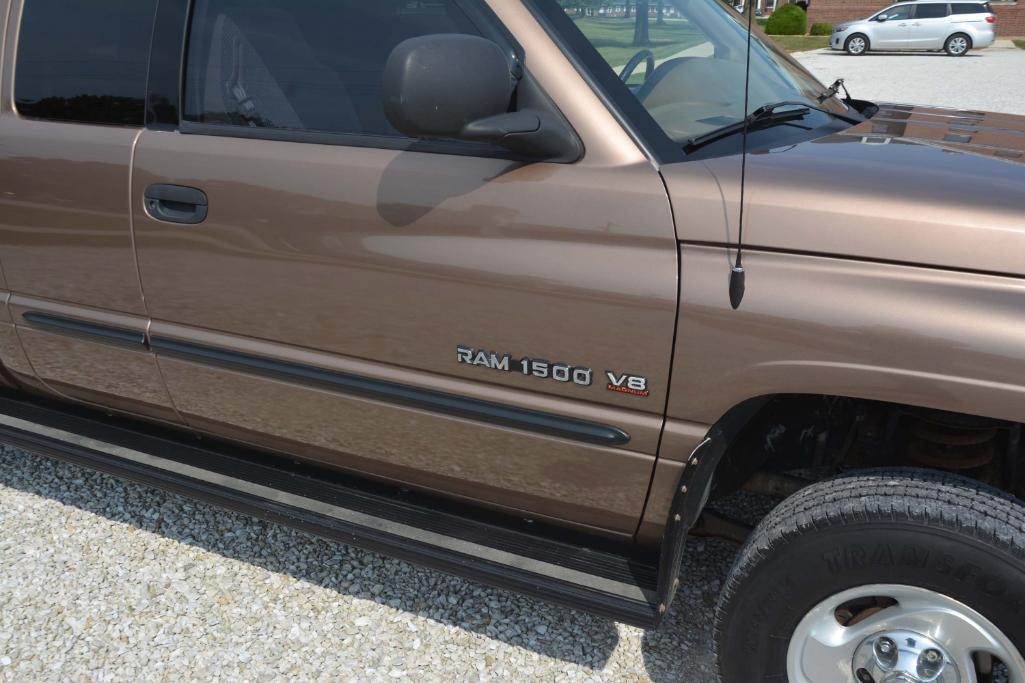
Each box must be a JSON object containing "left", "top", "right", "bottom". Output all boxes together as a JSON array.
[
  {"left": 683, "top": 100, "right": 863, "bottom": 154},
  {"left": 817, "top": 78, "right": 850, "bottom": 104}
]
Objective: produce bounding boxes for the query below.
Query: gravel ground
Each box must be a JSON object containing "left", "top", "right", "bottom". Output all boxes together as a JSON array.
[
  {"left": 0, "top": 446, "right": 768, "bottom": 682},
  {"left": 794, "top": 40, "right": 1025, "bottom": 115}
]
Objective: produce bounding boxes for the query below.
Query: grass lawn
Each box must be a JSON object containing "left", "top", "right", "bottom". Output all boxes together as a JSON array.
[
  {"left": 572, "top": 17, "right": 706, "bottom": 68},
  {"left": 766, "top": 35, "right": 831, "bottom": 52},
  {"left": 1013, "top": 38, "right": 1025, "bottom": 49}
]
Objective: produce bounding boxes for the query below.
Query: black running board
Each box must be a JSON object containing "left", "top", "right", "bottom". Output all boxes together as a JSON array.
[{"left": 0, "top": 395, "right": 660, "bottom": 627}]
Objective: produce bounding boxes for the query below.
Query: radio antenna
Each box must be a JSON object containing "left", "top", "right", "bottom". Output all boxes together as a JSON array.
[{"left": 729, "top": 0, "right": 755, "bottom": 310}]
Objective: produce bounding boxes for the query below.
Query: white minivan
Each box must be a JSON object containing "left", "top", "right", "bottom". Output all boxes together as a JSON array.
[{"left": 830, "top": 0, "right": 997, "bottom": 56}]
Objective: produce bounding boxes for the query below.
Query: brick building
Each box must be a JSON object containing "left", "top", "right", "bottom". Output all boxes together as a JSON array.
[{"left": 796, "top": 0, "right": 1025, "bottom": 35}]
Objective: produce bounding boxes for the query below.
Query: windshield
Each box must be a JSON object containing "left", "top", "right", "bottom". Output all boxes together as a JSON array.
[{"left": 551, "top": 0, "right": 850, "bottom": 144}]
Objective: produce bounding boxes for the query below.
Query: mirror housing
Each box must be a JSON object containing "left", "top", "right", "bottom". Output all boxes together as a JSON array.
[
  {"left": 382, "top": 34, "right": 579, "bottom": 161},
  {"left": 876, "top": 14, "right": 888, "bottom": 21}
]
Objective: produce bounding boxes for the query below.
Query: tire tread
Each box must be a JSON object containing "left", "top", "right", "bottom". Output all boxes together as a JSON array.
[{"left": 713, "top": 468, "right": 1025, "bottom": 681}]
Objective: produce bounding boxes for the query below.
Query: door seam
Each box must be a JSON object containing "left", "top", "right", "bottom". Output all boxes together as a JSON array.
[{"left": 128, "top": 128, "right": 189, "bottom": 427}]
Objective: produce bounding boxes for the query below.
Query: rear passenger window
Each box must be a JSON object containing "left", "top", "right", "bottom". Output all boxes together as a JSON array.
[
  {"left": 951, "top": 2, "right": 984, "bottom": 13},
  {"left": 915, "top": 3, "right": 950, "bottom": 18},
  {"left": 15, "top": 0, "right": 158, "bottom": 126},
  {"left": 183, "top": 0, "right": 483, "bottom": 138}
]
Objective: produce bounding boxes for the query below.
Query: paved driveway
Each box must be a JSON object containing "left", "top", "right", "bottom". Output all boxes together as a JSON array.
[{"left": 794, "top": 40, "right": 1025, "bottom": 115}]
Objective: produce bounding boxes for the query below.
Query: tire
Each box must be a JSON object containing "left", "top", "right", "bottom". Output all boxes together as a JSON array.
[
  {"left": 845, "top": 34, "right": 869, "bottom": 55},
  {"left": 945, "top": 33, "right": 971, "bottom": 56},
  {"left": 714, "top": 469, "right": 1025, "bottom": 682}
]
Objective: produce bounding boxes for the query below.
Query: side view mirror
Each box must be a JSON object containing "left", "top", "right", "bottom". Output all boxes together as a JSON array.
[
  {"left": 876, "top": 14, "right": 888, "bottom": 21},
  {"left": 382, "top": 34, "right": 579, "bottom": 161}
]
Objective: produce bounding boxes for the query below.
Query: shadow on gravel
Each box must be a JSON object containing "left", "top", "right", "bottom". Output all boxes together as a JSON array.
[
  {"left": 0, "top": 448, "right": 682, "bottom": 676},
  {"left": 641, "top": 537, "right": 741, "bottom": 682},
  {"left": 1, "top": 448, "right": 758, "bottom": 680}
]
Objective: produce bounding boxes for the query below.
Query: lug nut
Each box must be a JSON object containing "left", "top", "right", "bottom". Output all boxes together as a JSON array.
[
  {"left": 874, "top": 637, "right": 898, "bottom": 669},
  {"left": 917, "top": 648, "right": 944, "bottom": 679}
]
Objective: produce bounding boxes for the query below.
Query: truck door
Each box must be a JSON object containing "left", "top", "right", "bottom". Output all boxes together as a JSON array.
[
  {"left": 0, "top": 0, "right": 181, "bottom": 424},
  {"left": 128, "top": 0, "right": 679, "bottom": 536}
]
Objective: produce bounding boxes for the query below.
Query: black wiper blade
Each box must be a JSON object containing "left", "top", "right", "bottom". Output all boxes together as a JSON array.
[
  {"left": 683, "top": 100, "right": 862, "bottom": 154},
  {"left": 683, "top": 102, "right": 808, "bottom": 153}
]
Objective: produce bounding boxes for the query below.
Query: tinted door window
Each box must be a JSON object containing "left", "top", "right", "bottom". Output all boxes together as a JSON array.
[
  {"left": 15, "top": 0, "right": 159, "bottom": 125},
  {"left": 951, "top": 2, "right": 985, "bottom": 13},
  {"left": 915, "top": 4, "right": 950, "bottom": 18},
  {"left": 184, "top": 0, "right": 482, "bottom": 137}
]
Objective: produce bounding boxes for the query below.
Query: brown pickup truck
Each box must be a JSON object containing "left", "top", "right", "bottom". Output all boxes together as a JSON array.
[{"left": 2, "top": 0, "right": 1024, "bottom": 680}]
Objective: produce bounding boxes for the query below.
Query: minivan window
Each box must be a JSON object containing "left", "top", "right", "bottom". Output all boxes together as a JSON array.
[
  {"left": 14, "top": 0, "right": 158, "bottom": 126},
  {"left": 183, "top": 0, "right": 482, "bottom": 137},
  {"left": 915, "top": 4, "right": 950, "bottom": 18},
  {"left": 876, "top": 5, "right": 915, "bottom": 20},
  {"left": 951, "top": 2, "right": 986, "bottom": 13}
]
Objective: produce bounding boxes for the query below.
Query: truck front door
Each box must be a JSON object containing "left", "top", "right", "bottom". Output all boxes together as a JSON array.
[{"left": 129, "top": 0, "right": 679, "bottom": 536}]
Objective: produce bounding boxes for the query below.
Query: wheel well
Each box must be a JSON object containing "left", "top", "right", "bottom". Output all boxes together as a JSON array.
[
  {"left": 846, "top": 33, "right": 869, "bottom": 46},
  {"left": 708, "top": 394, "right": 1024, "bottom": 503}
]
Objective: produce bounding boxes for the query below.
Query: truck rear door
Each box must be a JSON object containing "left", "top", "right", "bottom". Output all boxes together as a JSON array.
[{"left": 0, "top": 0, "right": 182, "bottom": 424}]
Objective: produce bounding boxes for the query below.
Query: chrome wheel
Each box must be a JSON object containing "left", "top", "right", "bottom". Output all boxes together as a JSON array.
[
  {"left": 787, "top": 584, "right": 1025, "bottom": 683},
  {"left": 947, "top": 35, "right": 969, "bottom": 55},
  {"left": 847, "top": 36, "right": 867, "bottom": 54}
]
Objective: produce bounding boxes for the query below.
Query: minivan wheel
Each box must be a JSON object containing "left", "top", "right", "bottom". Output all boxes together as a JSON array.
[
  {"left": 714, "top": 469, "right": 1025, "bottom": 682},
  {"left": 845, "top": 34, "right": 869, "bottom": 55},
  {"left": 945, "top": 33, "right": 971, "bottom": 56}
]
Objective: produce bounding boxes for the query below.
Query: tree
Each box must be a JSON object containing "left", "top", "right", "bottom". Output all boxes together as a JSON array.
[
  {"left": 633, "top": 0, "right": 650, "bottom": 46},
  {"left": 657, "top": 0, "right": 665, "bottom": 24},
  {"left": 625, "top": 2, "right": 632, "bottom": 18}
]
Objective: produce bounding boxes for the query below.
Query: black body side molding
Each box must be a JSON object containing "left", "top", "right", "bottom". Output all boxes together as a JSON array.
[
  {"left": 22, "top": 312, "right": 146, "bottom": 346},
  {"left": 18, "top": 311, "right": 631, "bottom": 448},
  {"left": 149, "top": 336, "right": 631, "bottom": 447}
]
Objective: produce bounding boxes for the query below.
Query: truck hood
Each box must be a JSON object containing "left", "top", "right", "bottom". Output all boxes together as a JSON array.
[{"left": 665, "top": 104, "right": 1025, "bottom": 277}]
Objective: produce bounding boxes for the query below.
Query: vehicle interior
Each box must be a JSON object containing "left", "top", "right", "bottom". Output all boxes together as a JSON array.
[{"left": 184, "top": 0, "right": 480, "bottom": 136}]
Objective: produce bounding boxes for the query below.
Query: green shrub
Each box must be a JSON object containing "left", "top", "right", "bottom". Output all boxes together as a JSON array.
[
  {"left": 810, "top": 22, "right": 833, "bottom": 36},
  {"left": 765, "top": 4, "right": 807, "bottom": 35}
]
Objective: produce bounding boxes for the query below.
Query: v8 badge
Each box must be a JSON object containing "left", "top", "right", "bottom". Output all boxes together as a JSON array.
[{"left": 605, "top": 371, "right": 650, "bottom": 398}]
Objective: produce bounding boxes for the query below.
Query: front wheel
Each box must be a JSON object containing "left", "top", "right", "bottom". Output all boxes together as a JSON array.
[
  {"left": 945, "top": 33, "right": 971, "bottom": 56},
  {"left": 845, "top": 34, "right": 869, "bottom": 55},
  {"left": 715, "top": 470, "right": 1025, "bottom": 682}
]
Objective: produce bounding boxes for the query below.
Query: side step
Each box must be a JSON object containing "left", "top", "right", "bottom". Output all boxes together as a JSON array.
[{"left": 0, "top": 394, "right": 661, "bottom": 627}]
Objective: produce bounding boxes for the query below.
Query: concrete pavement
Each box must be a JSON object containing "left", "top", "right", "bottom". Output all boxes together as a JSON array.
[{"left": 793, "top": 39, "right": 1025, "bottom": 115}]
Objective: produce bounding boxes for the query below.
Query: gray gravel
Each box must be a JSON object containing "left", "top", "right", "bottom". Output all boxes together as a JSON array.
[
  {"left": 0, "top": 445, "right": 749, "bottom": 682},
  {"left": 794, "top": 40, "right": 1025, "bottom": 115}
]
